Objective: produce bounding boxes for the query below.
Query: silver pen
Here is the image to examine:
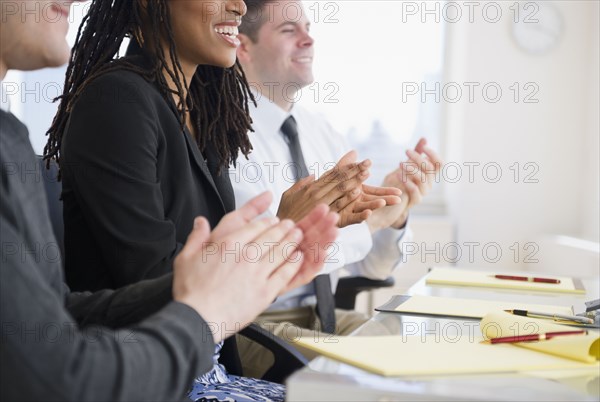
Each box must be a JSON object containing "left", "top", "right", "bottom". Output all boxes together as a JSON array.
[{"left": 504, "top": 309, "right": 594, "bottom": 325}]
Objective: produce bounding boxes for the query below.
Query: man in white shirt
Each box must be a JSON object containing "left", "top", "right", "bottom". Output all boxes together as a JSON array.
[{"left": 231, "top": 0, "right": 442, "bottom": 377}]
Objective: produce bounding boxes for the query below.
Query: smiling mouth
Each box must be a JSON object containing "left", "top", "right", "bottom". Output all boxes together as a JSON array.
[
  {"left": 293, "top": 57, "right": 313, "bottom": 63},
  {"left": 214, "top": 26, "right": 239, "bottom": 38},
  {"left": 214, "top": 25, "right": 240, "bottom": 47}
]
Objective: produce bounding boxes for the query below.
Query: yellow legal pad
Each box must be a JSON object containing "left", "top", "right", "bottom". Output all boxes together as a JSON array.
[
  {"left": 382, "top": 295, "right": 574, "bottom": 318},
  {"left": 425, "top": 267, "right": 586, "bottom": 294},
  {"left": 293, "top": 312, "right": 599, "bottom": 376}
]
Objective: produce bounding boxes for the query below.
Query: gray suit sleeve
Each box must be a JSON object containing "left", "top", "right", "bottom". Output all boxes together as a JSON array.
[
  {"left": 64, "top": 273, "right": 174, "bottom": 329},
  {"left": 1, "top": 216, "right": 215, "bottom": 402}
]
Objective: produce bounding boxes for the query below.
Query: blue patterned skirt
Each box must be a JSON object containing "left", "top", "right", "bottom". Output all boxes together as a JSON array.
[{"left": 188, "top": 342, "right": 285, "bottom": 402}]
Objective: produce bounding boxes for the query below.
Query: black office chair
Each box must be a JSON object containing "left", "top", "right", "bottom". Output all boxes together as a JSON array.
[
  {"left": 335, "top": 276, "right": 395, "bottom": 310},
  {"left": 37, "top": 156, "right": 307, "bottom": 384}
]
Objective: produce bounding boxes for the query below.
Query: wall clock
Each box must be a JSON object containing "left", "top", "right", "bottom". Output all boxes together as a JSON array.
[{"left": 512, "top": 2, "right": 564, "bottom": 54}]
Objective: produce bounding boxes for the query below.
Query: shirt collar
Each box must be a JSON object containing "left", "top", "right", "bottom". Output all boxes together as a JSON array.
[{"left": 250, "top": 94, "right": 293, "bottom": 138}]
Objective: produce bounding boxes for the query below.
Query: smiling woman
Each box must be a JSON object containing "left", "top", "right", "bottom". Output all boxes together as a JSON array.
[
  {"left": 166, "top": 0, "right": 244, "bottom": 70},
  {"left": 41, "top": 0, "right": 286, "bottom": 401}
]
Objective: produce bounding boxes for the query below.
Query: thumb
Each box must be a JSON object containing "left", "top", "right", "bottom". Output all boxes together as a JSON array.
[
  {"left": 336, "top": 150, "right": 358, "bottom": 167},
  {"left": 180, "top": 217, "right": 211, "bottom": 258}
]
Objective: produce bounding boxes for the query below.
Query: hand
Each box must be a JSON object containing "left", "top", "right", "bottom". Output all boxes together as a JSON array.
[
  {"left": 337, "top": 184, "right": 402, "bottom": 228},
  {"left": 212, "top": 192, "right": 338, "bottom": 281},
  {"left": 172, "top": 192, "right": 338, "bottom": 342},
  {"left": 383, "top": 138, "right": 443, "bottom": 228},
  {"left": 365, "top": 202, "right": 408, "bottom": 233},
  {"left": 276, "top": 150, "right": 370, "bottom": 222}
]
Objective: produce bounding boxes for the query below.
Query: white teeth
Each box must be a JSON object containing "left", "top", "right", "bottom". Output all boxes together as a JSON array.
[{"left": 214, "top": 26, "right": 239, "bottom": 36}]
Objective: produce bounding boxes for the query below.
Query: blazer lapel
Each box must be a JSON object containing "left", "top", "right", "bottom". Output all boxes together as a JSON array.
[
  {"left": 205, "top": 142, "right": 235, "bottom": 213},
  {"left": 124, "top": 52, "right": 228, "bottom": 214},
  {"left": 181, "top": 128, "right": 227, "bottom": 214}
]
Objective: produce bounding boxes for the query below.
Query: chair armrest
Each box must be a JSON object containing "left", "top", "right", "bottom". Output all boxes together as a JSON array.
[
  {"left": 334, "top": 276, "right": 395, "bottom": 310},
  {"left": 238, "top": 323, "right": 308, "bottom": 384}
]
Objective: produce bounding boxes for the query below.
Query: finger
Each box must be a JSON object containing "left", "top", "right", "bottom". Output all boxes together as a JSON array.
[
  {"left": 352, "top": 198, "right": 386, "bottom": 213},
  {"left": 399, "top": 161, "right": 426, "bottom": 188},
  {"left": 257, "top": 227, "right": 304, "bottom": 279},
  {"left": 179, "top": 217, "right": 211, "bottom": 259},
  {"left": 281, "top": 253, "right": 317, "bottom": 293},
  {"left": 403, "top": 179, "right": 422, "bottom": 208},
  {"left": 296, "top": 203, "right": 330, "bottom": 233},
  {"left": 404, "top": 166, "right": 428, "bottom": 196},
  {"left": 405, "top": 150, "right": 437, "bottom": 190},
  {"left": 335, "top": 150, "right": 358, "bottom": 167},
  {"left": 301, "top": 211, "right": 339, "bottom": 248},
  {"left": 284, "top": 175, "right": 315, "bottom": 195},
  {"left": 313, "top": 163, "right": 369, "bottom": 204},
  {"left": 338, "top": 209, "right": 371, "bottom": 228},
  {"left": 361, "top": 185, "right": 403, "bottom": 205},
  {"left": 328, "top": 187, "right": 361, "bottom": 212},
  {"left": 325, "top": 151, "right": 370, "bottom": 183},
  {"left": 406, "top": 149, "right": 435, "bottom": 175},
  {"left": 361, "top": 192, "right": 403, "bottom": 206},
  {"left": 212, "top": 191, "right": 274, "bottom": 240},
  {"left": 251, "top": 220, "right": 303, "bottom": 268},
  {"left": 268, "top": 252, "right": 305, "bottom": 296},
  {"left": 422, "top": 145, "right": 443, "bottom": 171},
  {"left": 298, "top": 211, "right": 339, "bottom": 271},
  {"left": 414, "top": 137, "right": 427, "bottom": 154},
  {"left": 362, "top": 184, "right": 402, "bottom": 197},
  {"left": 322, "top": 169, "right": 365, "bottom": 201},
  {"left": 219, "top": 215, "right": 281, "bottom": 252},
  {"left": 286, "top": 222, "right": 339, "bottom": 292},
  {"left": 405, "top": 160, "right": 431, "bottom": 194},
  {"left": 238, "top": 191, "right": 274, "bottom": 218}
]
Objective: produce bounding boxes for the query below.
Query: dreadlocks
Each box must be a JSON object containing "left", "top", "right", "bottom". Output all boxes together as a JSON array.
[{"left": 45, "top": 0, "right": 254, "bottom": 176}]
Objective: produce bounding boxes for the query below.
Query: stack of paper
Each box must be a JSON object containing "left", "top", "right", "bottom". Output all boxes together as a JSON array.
[
  {"left": 480, "top": 312, "right": 599, "bottom": 363},
  {"left": 293, "top": 312, "right": 599, "bottom": 376}
]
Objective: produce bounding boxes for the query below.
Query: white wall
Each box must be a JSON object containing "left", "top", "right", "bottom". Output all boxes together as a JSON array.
[
  {"left": 443, "top": 0, "right": 599, "bottom": 273},
  {"left": 581, "top": 5, "right": 600, "bottom": 243},
  {"left": 358, "top": 1, "right": 599, "bottom": 314}
]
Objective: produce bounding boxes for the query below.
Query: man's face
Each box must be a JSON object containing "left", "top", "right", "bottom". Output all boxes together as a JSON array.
[
  {"left": 243, "top": 0, "right": 314, "bottom": 90},
  {"left": 0, "top": 0, "right": 77, "bottom": 72}
]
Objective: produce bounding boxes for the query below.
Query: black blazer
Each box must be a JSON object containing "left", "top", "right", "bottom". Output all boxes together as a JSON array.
[{"left": 61, "top": 56, "right": 235, "bottom": 292}]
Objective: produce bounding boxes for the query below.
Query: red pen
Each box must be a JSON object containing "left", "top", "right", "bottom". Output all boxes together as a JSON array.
[
  {"left": 493, "top": 274, "right": 561, "bottom": 284},
  {"left": 490, "top": 330, "right": 587, "bottom": 344}
]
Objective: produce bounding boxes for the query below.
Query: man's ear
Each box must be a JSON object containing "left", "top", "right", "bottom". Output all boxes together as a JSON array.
[{"left": 236, "top": 34, "right": 253, "bottom": 64}]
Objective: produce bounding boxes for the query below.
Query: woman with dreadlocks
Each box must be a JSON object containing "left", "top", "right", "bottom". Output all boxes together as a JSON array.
[
  {"left": 47, "top": 0, "right": 258, "bottom": 293},
  {"left": 44, "top": 0, "right": 299, "bottom": 400}
]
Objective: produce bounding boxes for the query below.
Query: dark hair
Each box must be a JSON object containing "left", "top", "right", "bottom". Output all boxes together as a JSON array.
[
  {"left": 239, "top": 0, "right": 274, "bottom": 42},
  {"left": 45, "top": 0, "right": 255, "bottom": 175}
]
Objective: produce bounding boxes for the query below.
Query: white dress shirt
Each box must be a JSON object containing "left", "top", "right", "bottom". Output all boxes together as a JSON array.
[{"left": 230, "top": 96, "right": 411, "bottom": 310}]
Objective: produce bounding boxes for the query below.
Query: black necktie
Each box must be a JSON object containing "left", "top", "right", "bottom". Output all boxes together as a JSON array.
[
  {"left": 280, "top": 115, "right": 336, "bottom": 334},
  {"left": 280, "top": 116, "right": 309, "bottom": 181}
]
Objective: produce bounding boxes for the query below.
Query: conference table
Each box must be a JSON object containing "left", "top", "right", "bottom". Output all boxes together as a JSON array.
[{"left": 285, "top": 269, "right": 600, "bottom": 401}]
